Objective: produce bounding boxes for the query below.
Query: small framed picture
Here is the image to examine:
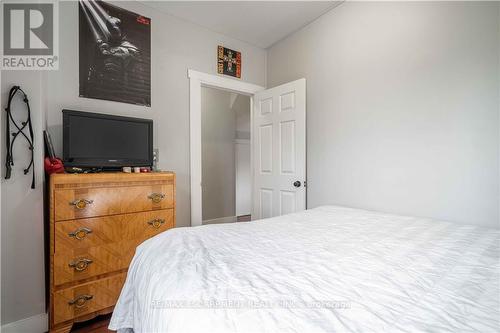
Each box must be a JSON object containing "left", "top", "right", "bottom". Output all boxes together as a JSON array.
[{"left": 218, "top": 45, "right": 241, "bottom": 78}]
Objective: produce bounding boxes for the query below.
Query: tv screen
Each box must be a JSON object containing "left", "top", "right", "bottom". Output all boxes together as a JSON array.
[{"left": 63, "top": 110, "right": 153, "bottom": 168}]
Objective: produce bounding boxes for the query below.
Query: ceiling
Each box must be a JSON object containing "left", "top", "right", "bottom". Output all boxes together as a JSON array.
[{"left": 144, "top": 1, "right": 341, "bottom": 49}]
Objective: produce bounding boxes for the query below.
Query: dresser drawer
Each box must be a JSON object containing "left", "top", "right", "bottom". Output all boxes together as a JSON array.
[
  {"left": 53, "top": 273, "right": 126, "bottom": 325},
  {"left": 53, "top": 210, "right": 174, "bottom": 286},
  {"left": 54, "top": 184, "right": 174, "bottom": 221},
  {"left": 53, "top": 239, "right": 138, "bottom": 286},
  {"left": 54, "top": 209, "right": 174, "bottom": 252}
]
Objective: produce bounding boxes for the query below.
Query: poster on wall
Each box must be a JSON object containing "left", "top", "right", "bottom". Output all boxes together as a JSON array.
[
  {"left": 217, "top": 45, "right": 241, "bottom": 78},
  {"left": 79, "top": 0, "right": 151, "bottom": 106}
]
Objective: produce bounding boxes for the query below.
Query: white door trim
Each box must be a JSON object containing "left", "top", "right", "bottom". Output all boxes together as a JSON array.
[{"left": 188, "top": 69, "right": 265, "bottom": 226}]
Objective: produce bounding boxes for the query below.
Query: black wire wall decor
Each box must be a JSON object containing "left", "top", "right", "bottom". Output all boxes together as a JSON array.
[{"left": 4, "top": 85, "right": 35, "bottom": 189}]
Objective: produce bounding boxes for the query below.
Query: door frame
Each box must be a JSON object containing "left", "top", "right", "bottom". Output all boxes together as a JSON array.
[{"left": 188, "top": 69, "right": 264, "bottom": 226}]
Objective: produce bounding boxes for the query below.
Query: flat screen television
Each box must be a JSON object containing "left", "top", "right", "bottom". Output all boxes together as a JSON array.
[{"left": 63, "top": 110, "right": 153, "bottom": 169}]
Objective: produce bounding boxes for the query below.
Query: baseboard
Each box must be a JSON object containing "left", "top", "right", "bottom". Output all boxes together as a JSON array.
[
  {"left": 1, "top": 313, "right": 48, "bottom": 333},
  {"left": 203, "top": 216, "right": 237, "bottom": 225}
]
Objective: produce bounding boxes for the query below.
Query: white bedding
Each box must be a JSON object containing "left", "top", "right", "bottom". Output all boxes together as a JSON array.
[{"left": 109, "top": 206, "right": 500, "bottom": 333}]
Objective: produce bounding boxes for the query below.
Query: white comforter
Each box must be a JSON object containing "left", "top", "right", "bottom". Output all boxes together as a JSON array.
[{"left": 109, "top": 206, "right": 500, "bottom": 333}]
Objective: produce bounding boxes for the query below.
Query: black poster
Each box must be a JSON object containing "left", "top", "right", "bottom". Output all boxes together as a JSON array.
[{"left": 79, "top": 0, "right": 151, "bottom": 106}]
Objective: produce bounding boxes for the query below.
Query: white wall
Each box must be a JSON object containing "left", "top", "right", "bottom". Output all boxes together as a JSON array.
[
  {"left": 267, "top": 1, "right": 500, "bottom": 228},
  {"left": 201, "top": 87, "right": 236, "bottom": 221},
  {"left": 235, "top": 141, "right": 251, "bottom": 216},
  {"left": 235, "top": 94, "right": 251, "bottom": 140},
  {"left": 1, "top": 72, "right": 46, "bottom": 328},
  {"left": 1, "top": 0, "right": 266, "bottom": 326},
  {"left": 233, "top": 94, "right": 251, "bottom": 216}
]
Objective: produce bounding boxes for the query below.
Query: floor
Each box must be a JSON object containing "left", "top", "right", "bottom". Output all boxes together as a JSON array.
[
  {"left": 71, "top": 314, "right": 113, "bottom": 333},
  {"left": 237, "top": 214, "right": 251, "bottom": 222}
]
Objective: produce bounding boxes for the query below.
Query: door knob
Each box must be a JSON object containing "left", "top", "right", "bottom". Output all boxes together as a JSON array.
[{"left": 293, "top": 181, "right": 301, "bottom": 188}]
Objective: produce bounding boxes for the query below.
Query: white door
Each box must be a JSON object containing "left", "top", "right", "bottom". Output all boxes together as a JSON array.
[{"left": 252, "top": 78, "right": 306, "bottom": 219}]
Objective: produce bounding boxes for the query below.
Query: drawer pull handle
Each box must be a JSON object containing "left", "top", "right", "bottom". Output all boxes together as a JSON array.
[
  {"left": 148, "top": 193, "right": 165, "bottom": 203},
  {"left": 69, "top": 258, "right": 93, "bottom": 272},
  {"left": 68, "top": 227, "right": 92, "bottom": 240},
  {"left": 69, "top": 199, "right": 94, "bottom": 210},
  {"left": 68, "top": 294, "right": 93, "bottom": 308},
  {"left": 147, "top": 218, "right": 165, "bottom": 229}
]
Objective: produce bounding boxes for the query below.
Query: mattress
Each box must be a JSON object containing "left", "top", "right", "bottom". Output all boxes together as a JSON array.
[{"left": 109, "top": 206, "right": 500, "bottom": 332}]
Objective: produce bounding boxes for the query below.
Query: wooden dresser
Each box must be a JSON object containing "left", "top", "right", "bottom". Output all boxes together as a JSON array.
[{"left": 49, "top": 172, "right": 175, "bottom": 333}]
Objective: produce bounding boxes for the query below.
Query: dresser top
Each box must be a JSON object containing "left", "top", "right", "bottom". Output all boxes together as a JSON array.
[{"left": 50, "top": 171, "right": 175, "bottom": 186}]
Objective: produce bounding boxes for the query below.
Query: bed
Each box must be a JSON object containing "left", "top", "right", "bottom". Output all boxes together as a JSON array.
[{"left": 109, "top": 206, "right": 500, "bottom": 332}]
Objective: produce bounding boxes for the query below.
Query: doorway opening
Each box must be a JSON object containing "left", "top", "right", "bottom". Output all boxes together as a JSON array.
[
  {"left": 188, "top": 70, "right": 264, "bottom": 227},
  {"left": 201, "top": 87, "right": 251, "bottom": 225},
  {"left": 189, "top": 70, "right": 306, "bottom": 227}
]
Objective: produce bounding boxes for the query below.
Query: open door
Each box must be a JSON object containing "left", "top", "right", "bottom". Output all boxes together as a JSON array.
[{"left": 252, "top": 78, "right": 306, "bottom": 219}]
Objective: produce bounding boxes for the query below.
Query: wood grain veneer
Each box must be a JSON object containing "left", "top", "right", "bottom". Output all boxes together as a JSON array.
[{"left": 49, "top": 172, "right": 176, "bottom": 332}]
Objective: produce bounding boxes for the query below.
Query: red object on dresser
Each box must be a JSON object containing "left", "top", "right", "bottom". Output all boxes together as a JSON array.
[{"left": 44, "top": 157, "right": 65, "bottom": 175}]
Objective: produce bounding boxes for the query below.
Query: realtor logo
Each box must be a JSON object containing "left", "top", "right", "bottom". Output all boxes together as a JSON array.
[{"left": 1, "top": 1, "right": 58, "bottom": 70}]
